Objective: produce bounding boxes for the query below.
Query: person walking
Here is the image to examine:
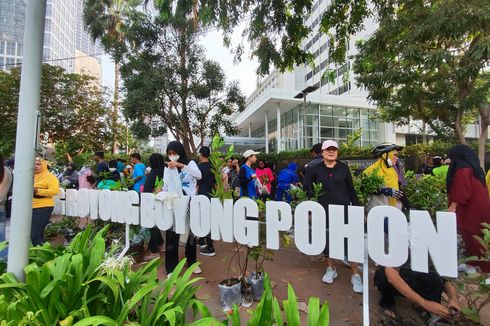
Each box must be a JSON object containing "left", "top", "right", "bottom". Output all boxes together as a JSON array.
[
  {"left": 446, "top": 144, "right": 490, "bottom": 272},
  {"left": 255, "top": 159, "right": 274, "bottom": 200},
  {"left": 32, "top": 157, "right": 60, "bottom": 246},
  {"left": 142, "top": 153, "right": 165, "bottom": 261},
  {"left": 239, "top": 150, "right": 259, "bottom": 199},
  {"left": 275, "top": 163, "right": 299, "bottom": 203},
  {"left": 130, "top": 153, "right": 146, "bottom": 193},
  {"left": 0, "top": 155, "right": 12, "bottom": 260},
  {"left": 163, "top": 141, "right": 202, "bottom": 277},
  {"left": 197, "top": 146, "right": 216, "bottom": 256},
  {"left": 303, "top": 140, "right": 363, "bottom": 293}
]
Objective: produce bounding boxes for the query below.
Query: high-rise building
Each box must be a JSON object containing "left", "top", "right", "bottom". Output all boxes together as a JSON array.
[
  {"left": 0, "top": 0, "right": 26, "bottom": 71},
  {"left": 0, "top": 0, "right": 102, "bottom": 78},
  {"left": 231, "top": 0, "right": 487, "bottom": 153}
]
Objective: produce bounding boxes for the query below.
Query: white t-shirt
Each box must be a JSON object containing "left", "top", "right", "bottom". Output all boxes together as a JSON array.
[{"left": 163, "top": 160, "right": 202, "bottom": 196}]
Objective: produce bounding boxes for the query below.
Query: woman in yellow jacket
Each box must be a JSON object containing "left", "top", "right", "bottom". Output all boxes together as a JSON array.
[{"left": 32, "top": 158, "right": 59, "bottom": 245}]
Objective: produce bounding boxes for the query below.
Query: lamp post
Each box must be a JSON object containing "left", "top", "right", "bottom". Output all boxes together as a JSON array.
[{"left": 294, "top": 85, "right": 318, "bottom": 149}]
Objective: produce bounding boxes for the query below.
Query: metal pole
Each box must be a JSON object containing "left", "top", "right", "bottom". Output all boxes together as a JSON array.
[
  {"left": 7, "top": 0, "right": 47, "bottom": 280},
  {"left": 276, "top": 103, "right": 281, "bottom": 153},
  {"left": 362, "top": 233, "right": 370, "bottom": 325},
  {"left": 265, "top": 111, "right": 269, "bottom": 153}
]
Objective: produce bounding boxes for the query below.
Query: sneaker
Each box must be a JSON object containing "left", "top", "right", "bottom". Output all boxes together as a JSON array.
[
  {"left": 197, "top": 238, "right": 206, "bottom": 248},
  {"left": 142, "top": 252, "right": 160, "bottom": 261},
  {"left": 321, "top": 267, "right": 337, "bottom": 284},
  {"left": 351, "top": 274, "right": 363, "bottom": 293},
  {"left": 193, "top": 266, "right": 202, "bottom": 274},
  {"left": 200, "top": 246, "right": 216, "bottom": 257},
  {"left": 458, "top": 263, "right": 477, "bottom": 275}
]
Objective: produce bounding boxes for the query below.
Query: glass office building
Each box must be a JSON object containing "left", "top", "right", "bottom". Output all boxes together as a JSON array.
[{"left": 251, "top": 103, "right": 378, "bottom": 152}]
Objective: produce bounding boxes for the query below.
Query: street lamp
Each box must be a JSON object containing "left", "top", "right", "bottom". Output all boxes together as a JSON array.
[{"left": 294, "top": 85, "right": 318, "bottom": 149}]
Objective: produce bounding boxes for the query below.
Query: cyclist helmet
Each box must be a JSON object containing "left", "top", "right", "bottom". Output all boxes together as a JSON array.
[{"left": 372, "top": 142, "right": 403, "bottom": 157}]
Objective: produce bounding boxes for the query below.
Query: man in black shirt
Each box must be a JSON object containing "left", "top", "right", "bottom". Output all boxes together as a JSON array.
[
  {"left": 197, "top": 146, "right": 216, "bottom": 256},
  {"left": 94, "top": 151, "right": 109, "bottom": 184}
]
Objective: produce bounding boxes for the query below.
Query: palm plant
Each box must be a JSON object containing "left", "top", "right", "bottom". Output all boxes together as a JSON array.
[{"left": 83, "top": 0, "right": 141, "bottom": 154}]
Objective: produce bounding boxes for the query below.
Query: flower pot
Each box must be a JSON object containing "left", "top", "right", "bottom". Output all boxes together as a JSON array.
[
  {"left": 218, "top": 278, "right": 242, "bottom": 312},
  {"left": 241, "top": 281, "right": 254, "bottom": 308},
  {"left": 248, "top": 272, "right": 265, "bottom": 301}
]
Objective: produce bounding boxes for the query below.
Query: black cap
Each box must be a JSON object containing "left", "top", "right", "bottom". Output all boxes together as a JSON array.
[{"left": 199, "top": 146, "right": 211, "bottom": 158}]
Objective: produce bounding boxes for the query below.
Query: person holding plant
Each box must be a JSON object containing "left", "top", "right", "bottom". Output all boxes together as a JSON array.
[
  {"left": 303, "top": 140, "right": 363, "bottom": 293},
  {"left": 142, "top": 153, "right": 165, "bottom": 261},
  {"left": 255, "top": 159, "right": 274, "bottom": 200},
  {"left": 163, "top": 141, "right": 202, "bottom": 276},
  {"left": 363, "top": 143, "right": 406, "bottom": 211},
  {"left": 446, "top": 144, "right": 490, "bottom": 272},
  {"left": 239, "top": 150, "right": 259, "bottom": 199},
  {"left": 32, "top": 157, "right": 60, "bottom": 246},
  {"left": 0, "top": 155, "right": 12, "bottom": 260}
]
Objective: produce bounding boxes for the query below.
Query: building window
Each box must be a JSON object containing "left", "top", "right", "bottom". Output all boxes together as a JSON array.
[
  {"left": 0, "top": 41, "right": 4, "bottom": 54},
  {"left": 6, "top": 57, "right": 16, "bottom": 68},
  {"left": 17, "top": 43, "right": 22, "bottom": 55},
  {"left": 6, "top": 42, "right": 15, "bottom": 55}
]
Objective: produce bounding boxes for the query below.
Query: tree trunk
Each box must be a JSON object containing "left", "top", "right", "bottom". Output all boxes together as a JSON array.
[
  {"left": 421, "top": 121, "right": 427, "bottom": 144},
  {"left": 455, "top": 108, "right": 466, "bottom": 144},
  {"left": 112, "top": 62, "right": 120, "bottom": 154},
  {"left": 478, "top": 103, "right": 490, "bottom": 170}
]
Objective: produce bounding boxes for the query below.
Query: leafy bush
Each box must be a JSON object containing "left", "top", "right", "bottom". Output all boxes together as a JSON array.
[
  {"left": 351, "top": 168, "right": 385, "bottom": 206},
  {"left": 403, "top": 171, "right": 448, "bottom": 216},
  {"left": 194, "top": 274, "right": 330, "bottom": 325},
  {"left": 0, "top": 225, "right": 208, "bottom": 325}
]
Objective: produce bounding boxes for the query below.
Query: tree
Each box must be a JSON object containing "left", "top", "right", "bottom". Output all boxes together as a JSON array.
[
  {"left": 83, "top": 0, "right": 142, "bottom": 154},
  {"left": 119, "top": 10, "right": 245, "bottom": 156},
  {"left": 322, "top": 0, "right": 490, "bottom": 167},
  {"left": 0, "top": 64, "right": 112, "bottom": 159}
]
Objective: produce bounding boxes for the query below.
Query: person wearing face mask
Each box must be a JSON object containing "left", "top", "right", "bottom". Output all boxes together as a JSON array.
[
  {"left": 108, "top": 160, "right": 121, "bottom": 181},
  {"left": 163, "top": 141, "right": 202, "bottom": 277},
  {"left": 32, "top": 157, "right": 60, "bottom": 246},
  {"left": 363, "top": 143, "right": 406, "bottom": 211}
]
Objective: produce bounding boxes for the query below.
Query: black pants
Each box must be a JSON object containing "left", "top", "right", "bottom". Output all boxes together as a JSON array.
[
  {"left": 148, "top": 227, "right": 164, "bottom": 253},
  {"left": 165, "top": 230, "right": 196, "bottom": 274},
  {"left": 374, "top": 267, "right": 445, "bottom": 308},
  {"left": 31, "top": 207, "right": 53, "bottom": 246},
  {"left": 203, "top": 235, "right": 214, "bottom": 250}
]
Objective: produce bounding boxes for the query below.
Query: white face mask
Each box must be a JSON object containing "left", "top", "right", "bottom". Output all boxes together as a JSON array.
[
  {"left": 169, "top": 155, "right": 180, "bottom": 162},
  {"left": 109, "top": 167, "right": 117, "bottom": 172},
  {"left": 386, "top": 157, "right": 393, "bottom": 167}
]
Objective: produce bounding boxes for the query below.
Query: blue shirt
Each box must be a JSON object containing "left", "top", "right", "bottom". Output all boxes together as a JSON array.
[
  {"left": 132, "top": 163, "right": 146, "bottom": 193},
  {"left": 239, "top": 164, "right": 258, "bottom": 199}
]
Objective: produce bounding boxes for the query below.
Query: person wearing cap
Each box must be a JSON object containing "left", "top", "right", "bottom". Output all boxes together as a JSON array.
[
  {"left": 303, "top": 140, "right": 363, "bottom": 293},
  {"left": 196, "top": 146, "right": 217, "bottom": 257},
  {"left": 239, "top": 150, "right": 260, "bottom": 199}
]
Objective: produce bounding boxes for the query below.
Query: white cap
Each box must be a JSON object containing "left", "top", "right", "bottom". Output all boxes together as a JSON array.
[
  {"left": 243, "top": 149, "right": 260, "bottom": 158},
  {"left": 321, "top": 140, "right": 339, "bottom": 150}
]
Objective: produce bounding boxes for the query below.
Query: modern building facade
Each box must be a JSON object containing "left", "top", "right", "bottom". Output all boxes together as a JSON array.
[
  {"left": 232, "top": 0, "right": 487, "bottom": 153},
  {"left": 0, "top": 0, "right": 102, "bottom": 78}
]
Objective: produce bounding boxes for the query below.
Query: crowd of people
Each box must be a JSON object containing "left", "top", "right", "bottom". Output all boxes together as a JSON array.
[{"left": 1, "top": 139, "right": 489, "bottom": 323}]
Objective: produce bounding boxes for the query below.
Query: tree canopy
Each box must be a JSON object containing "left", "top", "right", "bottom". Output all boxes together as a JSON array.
[
  {"left": 119, "top": 10, "right": 246, "bottom": 155},
  {"left": 0, "top": 65, "right": 113, "bottom": 158}
]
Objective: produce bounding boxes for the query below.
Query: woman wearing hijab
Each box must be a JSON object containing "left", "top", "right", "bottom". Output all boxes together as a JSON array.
[
  {"left": 363, "top": 143, "right": 405, "bottom": 211},
  {"left": 32, "top": 157, "right": 60, "bottom": 246},
  {"left": 142, "top": 153, "right": 165, "bottom": 260},
  {"left": 163, "top": 141, "right": 202, "bottom": 277},
  {"left": 446, "top": 144, "right": 490, "bottom": 272},
  {"left": 0, "top": 155, "right": 12, "bottom": 260}
]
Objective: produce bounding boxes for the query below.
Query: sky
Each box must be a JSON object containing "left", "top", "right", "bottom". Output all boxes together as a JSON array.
[{"left": 101, "top": 24, "right": 259, "bottom": 99}]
